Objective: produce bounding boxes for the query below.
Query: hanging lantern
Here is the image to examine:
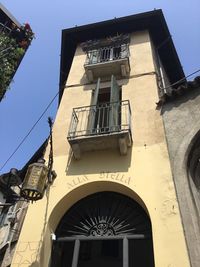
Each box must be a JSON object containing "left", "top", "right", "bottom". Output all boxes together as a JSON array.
[{"left": 20, "top": 159, "right": 48, "bottom": 201}]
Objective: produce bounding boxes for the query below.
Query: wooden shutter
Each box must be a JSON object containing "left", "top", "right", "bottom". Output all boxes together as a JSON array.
[
  {"left": 91, "top": 78, "right": 100, "bottom": 106},
  {"left": 90, "top": 49, "right": 98, "bottom": 64},
  {"left": 109, "top": 75, "right": 120, "bottom": 131},
  {"left": 87, "top": 78, "right": 100, "bottom": 134}
]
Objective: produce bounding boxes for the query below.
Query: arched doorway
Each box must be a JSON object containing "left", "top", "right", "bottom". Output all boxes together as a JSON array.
[{"left": 50, "top": 192, "right": 154, "bottom": 267}]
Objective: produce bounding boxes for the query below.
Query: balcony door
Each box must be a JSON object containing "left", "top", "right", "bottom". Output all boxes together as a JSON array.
[
  {"left": 88, "top": 76, "right": 121, "bottom": 134},
  {"left": 51, "top": 192, "right": 155, "bottom": 267}
]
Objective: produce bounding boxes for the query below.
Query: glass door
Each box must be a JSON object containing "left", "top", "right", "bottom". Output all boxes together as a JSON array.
[
  {"left": 77, "top": 239, "right": 123, "bottom": 267},
  {"left": 52, "top": 235, "right": 154, "bottom": 267}
]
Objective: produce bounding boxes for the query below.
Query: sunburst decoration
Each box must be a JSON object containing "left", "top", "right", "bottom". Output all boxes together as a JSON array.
[{"left": 56, "top": 192, "right": 151, "bottom": 237}]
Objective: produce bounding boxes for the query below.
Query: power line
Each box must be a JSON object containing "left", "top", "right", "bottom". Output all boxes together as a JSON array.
[{"left": 0, "top": 92, "right": 59, "bottom": 172}]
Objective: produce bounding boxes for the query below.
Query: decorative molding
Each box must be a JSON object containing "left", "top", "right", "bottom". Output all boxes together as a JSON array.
[{"left": 55, "top": 192, "right": 150, "bottom": 238}]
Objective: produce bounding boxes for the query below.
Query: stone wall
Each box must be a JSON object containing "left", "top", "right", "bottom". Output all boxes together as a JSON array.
[{"left": 162, "top": 86, "right": 200, "bottom": 267}]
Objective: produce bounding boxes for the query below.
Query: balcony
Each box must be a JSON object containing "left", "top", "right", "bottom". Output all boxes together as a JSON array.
[
  {"left": 67, "top": 100, "right": 132, "bottom": 159},
  {"left": 84, "top": 44, "right": 130, "bottom": 82}
]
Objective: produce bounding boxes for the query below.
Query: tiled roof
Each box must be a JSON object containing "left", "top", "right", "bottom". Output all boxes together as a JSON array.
[{"left": 157, "top": 76, "right": 200, "bottom": 106}]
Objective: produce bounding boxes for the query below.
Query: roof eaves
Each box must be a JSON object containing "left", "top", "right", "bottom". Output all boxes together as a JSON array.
[
  {"left": 59, "top": 9, "right": 185, "bottom": 102},
  {"left": 156, "top": 76, "right": 200, "bottom": 106}
]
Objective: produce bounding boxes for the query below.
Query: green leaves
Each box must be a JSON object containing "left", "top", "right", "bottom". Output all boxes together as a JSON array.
[{"left": 0, "top": 32, "right": 25, "bottom": 99}]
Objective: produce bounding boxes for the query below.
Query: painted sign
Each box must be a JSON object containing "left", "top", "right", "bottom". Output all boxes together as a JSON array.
[{"left": 67, "top": 172, "right": 131, "bottom": 189}]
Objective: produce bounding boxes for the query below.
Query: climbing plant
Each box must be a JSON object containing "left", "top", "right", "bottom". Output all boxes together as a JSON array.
[{"left": 0, "top": 23, "right": 34, "bottom": 100}]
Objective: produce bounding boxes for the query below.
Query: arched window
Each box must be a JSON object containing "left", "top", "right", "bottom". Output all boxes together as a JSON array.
[
  {"left": 51, "top": 192, "right": 154, "bottom": 267},
  {"left": 188, "top": 138, "right": 200, "bottom": 190}
]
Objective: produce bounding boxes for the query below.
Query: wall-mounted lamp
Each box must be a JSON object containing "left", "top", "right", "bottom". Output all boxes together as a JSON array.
[
  {"left": 20, "top": 117, "right": 57, "bottom": 201},
  {"left": 0, "top": 117, "right": 57, "bottom": 204},
  {"left": 20, "top": 158, "right": 49, "bottom": 201}
]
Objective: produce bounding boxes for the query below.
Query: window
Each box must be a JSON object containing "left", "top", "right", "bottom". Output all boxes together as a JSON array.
[
  {"left": 88, "top": 76, "right": 121, "bottom": 134},
  {"left": 188, "top": 138, "right": 200, "bottom": 190}
]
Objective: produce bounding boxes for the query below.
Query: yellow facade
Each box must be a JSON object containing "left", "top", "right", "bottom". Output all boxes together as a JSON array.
[{"left": 11, "top": 30, "right": 190, "bottom": 267}]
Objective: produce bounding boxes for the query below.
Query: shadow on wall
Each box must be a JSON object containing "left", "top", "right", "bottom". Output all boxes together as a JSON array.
[{"left": 66, "top": 147, "right": 132, "bottom": 175}]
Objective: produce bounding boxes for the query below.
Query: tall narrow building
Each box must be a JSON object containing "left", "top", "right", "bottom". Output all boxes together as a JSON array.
[{"left": 11, "top": 10, "right": 194, "bottom": 267}]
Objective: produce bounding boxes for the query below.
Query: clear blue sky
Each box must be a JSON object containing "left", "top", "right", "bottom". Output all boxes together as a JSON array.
[{"left": 0, "top": 0, "right": 199, "bottom": 174}]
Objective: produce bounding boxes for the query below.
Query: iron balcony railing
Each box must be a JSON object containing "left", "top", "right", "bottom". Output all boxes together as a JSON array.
[
  {"left": 68, "top": 100, "right": 131, "bottom": 140},
  {"left": 85, "top": 44, "right": 129, "bottom": 65}
]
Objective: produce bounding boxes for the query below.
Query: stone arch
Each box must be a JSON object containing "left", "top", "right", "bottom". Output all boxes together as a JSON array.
[
  {"left": 48, "top": 180, "right": 150, "bottom": 232},
  {"left": 55, "top": 191, "right": 151, "bottom": 237},
  {"left": 41, "top": 181, "right": 153, "bottom": 267},
  {"left": 186, "top": 129, "right": 200, "bottom": 215},
  {"left": 49, "top": 182, "right": 155, "bottom": 267}
]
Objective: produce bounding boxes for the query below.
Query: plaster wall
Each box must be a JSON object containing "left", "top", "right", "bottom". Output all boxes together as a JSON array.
[
  {"left": 11, "top": 31, "right": 190, "bottom": 267},
  {"left": 162, "top": 89, "right": 200, "bottom": 267}
]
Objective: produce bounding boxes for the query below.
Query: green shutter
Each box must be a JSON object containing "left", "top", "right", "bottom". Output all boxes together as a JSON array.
[
  {"left": 90, "top": 49, "right": 98, "bottom": 64},
  {"left": 109, "top": 75, "right": 120, "bottom": 131},
  {"left": 91, "top": 78, "right": 100, "bottom": 106},
  {"left": 87, "top": 78, "right": 100, "bottom": 134}
]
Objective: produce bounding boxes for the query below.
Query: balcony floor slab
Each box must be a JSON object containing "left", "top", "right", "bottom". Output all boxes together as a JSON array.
[
  {"left": 84, "top": 58, "right": 130, "bottom": 82},
  {"left": 68, "top": 131, "right": 132, "bottom": 159}
]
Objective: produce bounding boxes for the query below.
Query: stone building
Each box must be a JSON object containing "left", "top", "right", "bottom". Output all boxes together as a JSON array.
[
  {"left": 161, "top": 76, "right": 200, "bottom": 267},
  {"left": 6, "top": 9, "right": 200, "bottom": 267}
]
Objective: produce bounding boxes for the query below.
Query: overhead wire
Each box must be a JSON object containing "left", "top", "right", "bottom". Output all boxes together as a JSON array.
[
  {"left": 0, "top": 92, "right": 59, "bottom": 172},
  {"left": 1, "top": 68, "right": 200, "bottom": 172}
]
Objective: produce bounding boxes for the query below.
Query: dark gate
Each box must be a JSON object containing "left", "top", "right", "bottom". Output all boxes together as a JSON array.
[{"left": 51, "top": 192, "right": 155, "bottom": 267}]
